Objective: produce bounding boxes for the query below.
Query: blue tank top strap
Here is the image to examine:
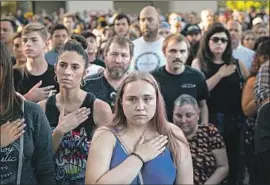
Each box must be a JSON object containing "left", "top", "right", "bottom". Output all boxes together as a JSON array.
[{"left": 109, "top": 128, "right": 176, "bottom": 184}]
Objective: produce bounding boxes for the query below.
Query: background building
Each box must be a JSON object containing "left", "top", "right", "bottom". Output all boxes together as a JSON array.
[{"left": 1, "top": 1, "right": 269, "bottom": 17}]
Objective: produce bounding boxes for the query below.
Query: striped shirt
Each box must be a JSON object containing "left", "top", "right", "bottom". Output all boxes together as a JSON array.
[{"left": 254, "top": 60, "right": 270, "bottom": 105}]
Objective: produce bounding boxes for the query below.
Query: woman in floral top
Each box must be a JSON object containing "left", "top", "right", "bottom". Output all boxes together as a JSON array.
[{"left": 173, "top": 94, "right": 229, "bottom": 185}]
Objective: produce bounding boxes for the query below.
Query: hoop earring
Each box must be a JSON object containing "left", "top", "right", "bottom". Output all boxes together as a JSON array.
[
  {"left": 80, "top": 79, "right": 86, "bottom": 87},
  {"left": 54, "top": 75, "right": 58, "bottom": 83}
]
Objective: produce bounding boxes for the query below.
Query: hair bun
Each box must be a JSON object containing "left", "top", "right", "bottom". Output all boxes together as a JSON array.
[{"left": 70, "top": 34, "right": 88, "bottom": 49}]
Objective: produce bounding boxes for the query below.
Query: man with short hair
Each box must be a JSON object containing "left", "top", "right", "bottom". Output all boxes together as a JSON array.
[
  {"left": 80, "top": 31, "right": 105, "bottom": 77},
  {"left": 130, "top": 6, "right": 166, "bottom": 72},
  {"left": 198, "top": 9, "right": 215, "bottom": 33},
  {"left": 63, "top": 13, "right": 76, "bottom": 35},
  {"left": 1, "top": 19, "right": 17, "bottom": 56},
  {"left": 14, "top": 23, "right": 58, "bottom": 102},
  {"left": 113, "top": 13, "right": 131, "bottom": 37},
  {"left": 45, "top": 24, "right": 69, "bottom": 65},
  {"left": 83, "top": 35, "right": 134, "bottom": 110},
  {"left": 227, "top": 20, "right": 255, "bottom": 70},
  {"left": 152, "top": 34, "right": 209, "bottom": 123},
  {"left": 13, "top": 32, "right": 27, "bottom": 67}
]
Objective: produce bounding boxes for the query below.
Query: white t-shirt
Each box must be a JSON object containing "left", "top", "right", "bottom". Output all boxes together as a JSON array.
[
  {"left": 84, "top": 64, "right": 104, "bottom": 78},
  {"left": 130, "top": 37, "right": 166, "bottom": 72}
]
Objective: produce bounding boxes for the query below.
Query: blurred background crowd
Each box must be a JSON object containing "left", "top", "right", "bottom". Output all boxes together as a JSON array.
[{"left": 1, "top": 1, "right": 269, "bottom": 66}]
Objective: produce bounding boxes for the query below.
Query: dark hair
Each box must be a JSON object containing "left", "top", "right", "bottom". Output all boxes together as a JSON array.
[
  {"left": 241, "top": 30, "right": 256, "bottom": 44},
  {"left": 44, "top": 16, "right": 53, "bottom": 22},
  {"left": 253, "top": 36, "right": 269, "bottom": 51},
  {"left": 59, "top": 34, "right": 89, "bottom": 69},
  {"left": 197, "top": 22, "right": 233, "bottom": 72},
  {"left": 50, "top": 24, "right": 68, "bottom": 37},
  {"left": 80, "top": 31, "right": 97, "bottom": 40},
  {"left": 249, "top": 37, "right": 270, "bottom": 77},
  {"left": 113, "top": 13, "right": 131, "bottom": 26},
  {"left": 0, "top": 41, "right": 22, "bottom": 120},
  {"left": 13, "top": 32, "right": 22, "bottom": 41},
  {"left": 1, "top": 19, "right": 17, "bottom": 32}
]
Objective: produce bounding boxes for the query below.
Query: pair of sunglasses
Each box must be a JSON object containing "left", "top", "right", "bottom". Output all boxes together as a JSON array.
[{"left": 210, "top": 37, "right": 228, "bottom": 44}]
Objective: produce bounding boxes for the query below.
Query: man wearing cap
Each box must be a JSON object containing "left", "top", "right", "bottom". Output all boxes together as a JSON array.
[
  {"left": 158, "top": 22, "right": 171, "bottom": 38},
  {"left": 182, "top": 24, "right": 201, "bottom": 65},
  {"left": 252, "top": 23, "right": 269, "bottom": 39}
]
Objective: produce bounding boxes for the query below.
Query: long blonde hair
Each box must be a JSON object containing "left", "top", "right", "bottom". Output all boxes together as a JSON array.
[{"left": 111, "top": 71, "right": 187, "bottom": 164}]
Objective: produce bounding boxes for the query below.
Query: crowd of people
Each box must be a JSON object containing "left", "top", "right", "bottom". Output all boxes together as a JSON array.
[{"left": 0, "top": 4, "right": 269, "bottom": 185}]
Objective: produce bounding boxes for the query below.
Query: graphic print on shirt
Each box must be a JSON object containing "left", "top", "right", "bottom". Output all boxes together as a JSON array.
[
  {"left": 135, "top": 52, "right": 161, "bottom": 72},
  {"left": 0, "top": 141, "right": 24, "bottom": 184},
  {"left": 54, "top": 127, "right": 89, "bottom": 181}
]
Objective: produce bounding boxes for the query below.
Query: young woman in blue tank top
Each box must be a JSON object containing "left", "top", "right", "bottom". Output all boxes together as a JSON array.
[
  {"left": 38, "top": 35, "right": 112, "bottom": 185},
  {"left": 85, "top": 71, "right": 193, "bottom": 184}
]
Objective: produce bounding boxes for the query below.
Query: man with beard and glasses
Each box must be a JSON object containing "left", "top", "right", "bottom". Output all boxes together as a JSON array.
[
  {"left": 130, "top": 6, "right": 166, "bottom": 72},
  {"left": 152, "top": 34, "right": 209, "bottom": 123},
  {"left": 83, "top": 35, "right": 133, "bottom": 111}
]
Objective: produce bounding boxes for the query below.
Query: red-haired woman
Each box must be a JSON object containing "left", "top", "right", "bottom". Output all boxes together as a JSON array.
[{"left": 85, "top": 71, "right": 193, "bottom": 184}]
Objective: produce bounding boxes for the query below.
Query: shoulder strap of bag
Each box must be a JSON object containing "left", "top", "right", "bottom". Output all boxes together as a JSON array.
[
  {"left": 17, "top": 101, "right": 24, "bottom": 185},
  {"left": 235, "top": 59, "right": 244, "bottom": 89}
]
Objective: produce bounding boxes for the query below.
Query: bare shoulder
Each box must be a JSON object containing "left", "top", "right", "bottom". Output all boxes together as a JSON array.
[
  {"left": 191, "top": 58, "right": 202, "bottom": 70},
  {"left": 37, "top": 99, "right": 47, "bottom": 111},
  {"left": 93, "top": 99, "right": 113, "bottom": 126},
  {"left": 94, "top": 99, "right": 111, "bottom": 111},
  {"left": 169, "top": 122, "right": 188, "bottom": 145},
  {"left": 91, "top": 126, "right": 116, "bottom": 146}
]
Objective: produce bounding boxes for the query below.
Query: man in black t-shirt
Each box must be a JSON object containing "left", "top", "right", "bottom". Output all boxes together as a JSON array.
[
  {"left": 152, "top": 34, "right": 209, "bottom": 122},
  {"left": 14, "top": 23, "right": 58, "bottom": 103},
  {"left": 83, "top": 35, "right": 134, "bottom": 111}
]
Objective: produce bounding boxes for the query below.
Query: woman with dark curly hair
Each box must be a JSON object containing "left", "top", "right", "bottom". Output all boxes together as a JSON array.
[{"left": 241, "top": 37, "right": 270, "bottom": 184}]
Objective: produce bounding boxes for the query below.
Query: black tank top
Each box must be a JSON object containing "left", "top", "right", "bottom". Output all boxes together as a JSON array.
[
  {"left": 45, "top": 92, "right": 96, "bottom": 140},
  {"left": 203, "top": 62, "right": 242, "bottom": 114}
]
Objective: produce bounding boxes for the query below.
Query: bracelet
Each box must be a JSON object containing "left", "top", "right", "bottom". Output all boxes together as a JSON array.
[{"left": 130, "top": 152, "right": 145, "bottom": 165}]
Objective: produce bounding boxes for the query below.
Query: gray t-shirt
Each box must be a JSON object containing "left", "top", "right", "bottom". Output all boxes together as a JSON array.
[{"left": 0, "top": 101, "right": 56, "bottom": 185}]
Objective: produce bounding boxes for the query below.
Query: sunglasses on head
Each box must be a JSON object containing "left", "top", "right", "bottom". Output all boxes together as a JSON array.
[{"left": 210, "top": 37, "right": 228, "bottom": 44}]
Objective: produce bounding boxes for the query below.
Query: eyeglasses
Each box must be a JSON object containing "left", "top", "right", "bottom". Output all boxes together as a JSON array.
[{"left": 210, "top": 37, "right": 228, "bottom": 44}]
